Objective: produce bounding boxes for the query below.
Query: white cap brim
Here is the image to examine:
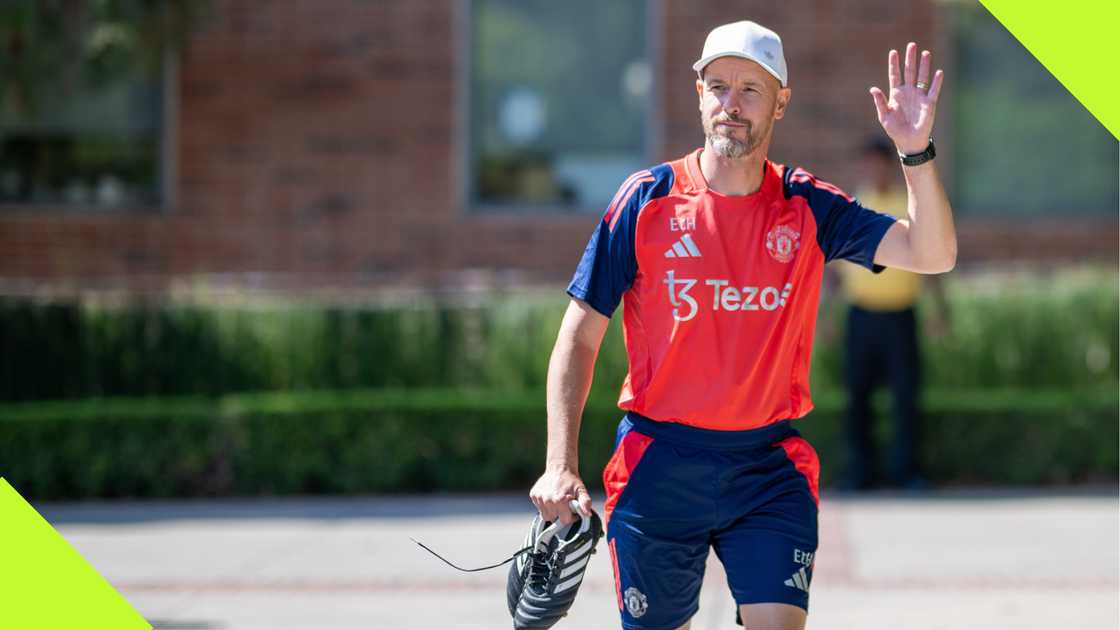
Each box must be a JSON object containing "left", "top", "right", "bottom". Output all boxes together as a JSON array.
[{"left": 692, "top": 52, "right": 786, "bottom": 87}]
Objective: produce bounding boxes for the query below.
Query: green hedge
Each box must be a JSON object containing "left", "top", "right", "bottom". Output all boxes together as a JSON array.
[
  {"left": 1, "top": 387, "right": 1115, "bottom": 500},
  {"left": 1, "top": 269, "right": 1116, "bottom": 401}
]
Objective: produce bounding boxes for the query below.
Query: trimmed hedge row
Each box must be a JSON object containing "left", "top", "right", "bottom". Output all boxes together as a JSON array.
[
  {"left": 1, "top": 387, "right": 1115, "bottom": 500},
  {"left": 2, "top": 269, "right": 1117, "bottom": 401}
]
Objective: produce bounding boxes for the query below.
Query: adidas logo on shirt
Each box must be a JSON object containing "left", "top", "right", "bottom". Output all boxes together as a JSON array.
[
  {"left": 664, "top": 234, "right": 702, "bottom": 258},
  {"left": 784, "top": 567, "right": 811, "bottom": 592}
]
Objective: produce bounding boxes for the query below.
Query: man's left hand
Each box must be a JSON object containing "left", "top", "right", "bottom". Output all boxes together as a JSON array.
[{"left": 870, "top": 42, "right": 944, "bottom": 156}]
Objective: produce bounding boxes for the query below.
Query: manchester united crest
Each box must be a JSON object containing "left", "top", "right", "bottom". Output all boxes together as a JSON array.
[
  {"left": 765, "top": 225, "right": 800, "bottom": 263},
  {"left": 624, "top": 587, "right": 648, "bottom": 618}
]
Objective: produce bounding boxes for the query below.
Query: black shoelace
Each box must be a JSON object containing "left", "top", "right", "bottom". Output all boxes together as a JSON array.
[
  {"left": 527, "top": 550, "right": 557, "bottom": 589},
  {"left": 411, "top": 537, "right": 536, "bottom": 573}
]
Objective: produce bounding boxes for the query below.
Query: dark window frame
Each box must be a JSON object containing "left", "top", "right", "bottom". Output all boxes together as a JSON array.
[
  {"left": 0, "top": 50, "right": 178, "bottom": 215},
  {"left": 946, "top": 2, "right": 1118, "bottom": 218},
  {"left": 458, "top": 0, "right": 662, "bottom": 217}
]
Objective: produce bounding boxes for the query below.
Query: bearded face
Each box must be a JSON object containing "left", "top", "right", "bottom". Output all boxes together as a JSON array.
[
  {"left": 696, "top": 57, "right": 788, "bottom": 160},
  {"left": 703, "top": 110, "right": 758, "bottom": 159}
]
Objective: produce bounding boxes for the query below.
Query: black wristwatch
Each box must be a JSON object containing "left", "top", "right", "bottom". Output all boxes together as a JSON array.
[{"left": 899, "top": 139, "right": 936, "bottom": 166}]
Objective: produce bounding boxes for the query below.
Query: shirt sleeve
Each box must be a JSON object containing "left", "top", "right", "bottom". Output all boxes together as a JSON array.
[
  {"left": 566, "top": 170, "right": 656, "bottom": 317},
  {"left": 785, "top": 167, "right": 897, "bottom": 272}
]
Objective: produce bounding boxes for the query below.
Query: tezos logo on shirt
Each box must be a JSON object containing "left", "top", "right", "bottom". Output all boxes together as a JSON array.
[{"left": 664, "top": 270, "right": 792, "bottom": 322}]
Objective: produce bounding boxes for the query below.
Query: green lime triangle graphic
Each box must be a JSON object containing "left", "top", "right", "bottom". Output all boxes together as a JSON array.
[
  {"left": 0, "top": 478, "right": 151, "bottom": 629},
  {"left": 979, "top": 0, "right": 1119, "bottom": 140}
]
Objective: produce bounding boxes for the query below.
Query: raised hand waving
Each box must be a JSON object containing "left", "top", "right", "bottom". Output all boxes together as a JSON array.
[{"left": 870, "top": 42, "right": 944, "bottom": 156}]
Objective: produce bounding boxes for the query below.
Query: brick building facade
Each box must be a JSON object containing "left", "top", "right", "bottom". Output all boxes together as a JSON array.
[{"left": 0, "top": 0, "right": 1114, "bottom": 295}]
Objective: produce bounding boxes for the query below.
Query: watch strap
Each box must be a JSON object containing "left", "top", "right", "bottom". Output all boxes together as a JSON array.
[{"left": 899, "top": 139, "right": 936, "bottom": 166}]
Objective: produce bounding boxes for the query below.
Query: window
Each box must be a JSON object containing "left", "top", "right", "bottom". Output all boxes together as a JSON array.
[
  {"left": 951, "top": 3, "right": 1117, "bottom": 216},
  {"left": 0, "top": 14, "right": 167, "bottom": 210},
  {"left": 469, "top": 0, "right": 652, "bottom": 213}
]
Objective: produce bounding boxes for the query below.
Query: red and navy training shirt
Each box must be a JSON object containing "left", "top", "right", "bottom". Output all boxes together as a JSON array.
[{"left": 568, "top": 148, "right": 897, "bottom": 431}]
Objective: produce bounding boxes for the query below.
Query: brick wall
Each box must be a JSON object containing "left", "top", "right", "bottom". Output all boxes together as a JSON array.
[{"left": 0, "top": 0, "right": 1113, "bottom": 295}]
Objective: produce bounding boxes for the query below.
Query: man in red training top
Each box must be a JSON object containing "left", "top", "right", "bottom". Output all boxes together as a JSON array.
[{"left": 530, "top": 20, "right": 955, "bottom": 630}]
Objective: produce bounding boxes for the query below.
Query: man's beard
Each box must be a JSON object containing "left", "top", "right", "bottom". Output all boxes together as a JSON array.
[{"left": 704, "top": 113, "right": 759, "bottom": 159}]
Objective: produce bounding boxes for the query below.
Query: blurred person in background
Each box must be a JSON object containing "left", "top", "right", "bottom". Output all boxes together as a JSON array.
[
  {"left": 530, "top": 20, "right": 956, "bottom": 630},
  {"left": 835, "top": 138, "right": 951, "bottom": 491}
]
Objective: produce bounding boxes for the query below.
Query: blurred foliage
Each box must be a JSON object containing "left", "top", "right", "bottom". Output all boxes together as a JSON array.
[
  {"left": 951, "top": 2, "right": 1117, "bottom": 215},
  {"left": 1, "top": 386, "right": 1115, "bottom": 500},
  {"left": 810, "top": 267, "right": 1120, "bottom": 391},
  {"left": 3, "top": 269, "right": 1114, "bottom": 499},
  {"left": 0, "top": 0, "right": 210, "bottom": 114},
  {"left": 0, "top": 270, "right": 1116, "bottom": 401}
]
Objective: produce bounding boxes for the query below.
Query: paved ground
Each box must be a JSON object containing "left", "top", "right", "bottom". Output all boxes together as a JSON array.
[{"left": 38, "top": 488, "right": 1119, "bottom": 630}]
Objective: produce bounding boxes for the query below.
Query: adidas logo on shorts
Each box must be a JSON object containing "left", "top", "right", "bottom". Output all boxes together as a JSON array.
[{"left": 784, "top": 566, "right": 811, "bottom": 592}]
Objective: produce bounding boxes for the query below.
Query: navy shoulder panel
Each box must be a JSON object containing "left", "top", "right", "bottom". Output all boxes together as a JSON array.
[
  {"left": 783, "top": 165, "right": 896, "bottom": 271},
  {"left": 567, "top": 163, "right": 675, "bottom": 317}
]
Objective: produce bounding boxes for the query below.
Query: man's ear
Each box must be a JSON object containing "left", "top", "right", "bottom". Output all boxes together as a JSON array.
[
  {"left": 696, "top": 77, "right": 704, "bottom": 110},
  {"left": 774, "top": 87, "right": 792, "bottom": 120}
]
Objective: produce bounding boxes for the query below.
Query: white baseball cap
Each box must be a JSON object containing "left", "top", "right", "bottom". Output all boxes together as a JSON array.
[{"left": 692, "top": 21, "right": 788, "bottom": 87}]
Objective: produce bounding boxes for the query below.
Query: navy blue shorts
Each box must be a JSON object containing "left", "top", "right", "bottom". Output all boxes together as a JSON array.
[{"left": 602, "top": 413, "right": 820, "bottom": 630}]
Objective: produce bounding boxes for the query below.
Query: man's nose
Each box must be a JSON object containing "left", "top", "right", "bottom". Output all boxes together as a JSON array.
[{"left": 722, "top": 93, "right": 741, "bottom": 117}]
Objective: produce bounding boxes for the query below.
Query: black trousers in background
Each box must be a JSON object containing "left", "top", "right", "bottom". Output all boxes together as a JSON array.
[{"left": 843, "top": 305, "right": 921, "bottom": 488}]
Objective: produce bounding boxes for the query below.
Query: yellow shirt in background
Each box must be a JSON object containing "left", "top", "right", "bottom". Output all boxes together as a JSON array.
[{"left": 837, "top": 187, "right": 922, "bottom": 311}]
